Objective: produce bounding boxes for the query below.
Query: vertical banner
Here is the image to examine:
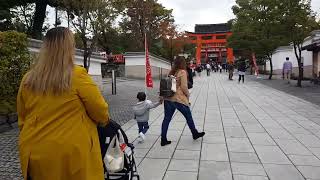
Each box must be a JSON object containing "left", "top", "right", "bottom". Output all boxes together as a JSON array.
[
  {"left": 252, "top": 52, "right": 259, "bottom": 76},
  {"left": 145, "top": 34, "right": 153, "bottom": 88}
]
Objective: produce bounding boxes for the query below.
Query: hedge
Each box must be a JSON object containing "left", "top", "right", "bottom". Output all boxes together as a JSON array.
[{"left": 0, "top": 31, "right": 31, "bottom": 115}]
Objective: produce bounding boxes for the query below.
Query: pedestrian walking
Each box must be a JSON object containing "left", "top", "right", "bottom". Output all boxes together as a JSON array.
[
  {"left": 133, "top": 92, "right": 162, "bottom": 143},
  {"left": 186, "top": 63, "right": 194, "bottom": 89},
  {"left": 238, "top": 60, "right": 247, "bottom": 83},
  {"left": 218, "top": 64, "right": 222, "bottom": 73},
  {"left": 161, "top": 57, "right": 205, "bottom": 147},
  {"left": 196, "top": 65, "right": 202, "bottom": 76},
  {"left": 17, "top": 27, "right": 109, "bottom": 180},
  {"left": 282, "top": 57, "right": 293, "bottom": 84},
  {"left": 228, "top": 63, "right": 235, "bottom": 80},
  {"left": 206, "top": 63, "right": 211, "bottom": 76}
]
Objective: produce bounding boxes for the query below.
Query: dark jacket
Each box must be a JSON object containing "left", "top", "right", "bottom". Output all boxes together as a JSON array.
[
  {"left": 187, "top": 67, "right": 193, "bottom": 89},
  {"left": 238, "top": 62, "right": 247, "bottom": 72}
]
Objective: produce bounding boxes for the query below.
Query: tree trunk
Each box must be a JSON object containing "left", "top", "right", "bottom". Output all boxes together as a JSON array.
[
  {"left": 298, "top": 61, "right": 303, "bottom": 87},
  {"left": 293, "top": 43, "right": 303, "bottom": 87},
  {"left": 268, "top": 57, "right": 273, "bottom": 80},
  {"left": 83, "top": 50, "right": 88, "bottom": 70},
  {"left": 31, "top": 0, "right": 48, "bottom": 39}
]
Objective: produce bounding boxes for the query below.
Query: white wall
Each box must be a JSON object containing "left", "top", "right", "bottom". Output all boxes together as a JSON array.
[
  {"left": 74, "top": 55, "right": 104, "bottom": 76},
  {"left": 267, "top": 46, "right": 313, "bottom": 71},
  {"left": 125, "top": 55, "right": 171, "bottom": 70}
]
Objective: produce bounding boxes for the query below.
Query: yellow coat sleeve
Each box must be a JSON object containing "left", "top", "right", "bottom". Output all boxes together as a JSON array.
[{"left": 76, "top": 68, "right": 109, "bottom": 125}]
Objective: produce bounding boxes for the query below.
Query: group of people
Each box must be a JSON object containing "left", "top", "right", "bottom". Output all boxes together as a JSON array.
[
  {"left": 133, "top": 57, "right": 205, "bottom": 146},
  {"left": 17, "top": 27, "right": 205, "bottom": 180}
]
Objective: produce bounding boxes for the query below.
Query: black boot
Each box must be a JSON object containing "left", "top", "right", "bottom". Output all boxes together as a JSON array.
[
  {"left": 161, "top": 138, "right": 172, "bottom": 146},
  {"left": 192, "top": 132, "right": 205, "bottom": 140}
]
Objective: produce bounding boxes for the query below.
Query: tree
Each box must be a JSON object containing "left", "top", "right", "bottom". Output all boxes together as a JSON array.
[
  {"left": 90, "top": 0, "right": 127, "bottom": 54},
  {"left": 279, "top": 0, "right": 320, "bottom": 87},
  {"left": 68, "top": 0, "right": 102, "bottom": 70},
  {"left": 1, "top": 0, "right": 83, "bottom": 39},
  {"left": 228, "top": 0, "right": 288, "bottom": 79},
  {"left": 10, "top": 4, "right": 35, "bottom": 34},
  {"left": 120, "top": 0, "right": 174, "bottom": 51}
]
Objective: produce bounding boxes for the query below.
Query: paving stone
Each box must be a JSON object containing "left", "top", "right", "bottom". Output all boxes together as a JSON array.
[
  {"left": 224, "top": 127, "right": 247, "bottom": 138},
  {"left": 231, "top": 162, "right": 267, "bottom": 176},
  {"left": 135, "top": 135, "right": 159, "bottom": 149},
  {"left": 229, "top": 152, "right": 260, "bottom": 163},
  {"left": 173, "top": 150, "right": 200, "bottom": 160},
  {"left": 146, "top": 140, "right": 177, "bottom": 159},
  {"left": 168, "top": 159, "right": 199, "bottom": 172},
  {"left": 254, "top": 145, "right": 291, "bottom": 165},
  {"left": 138, "top": 158, "right": 170, "bottom": 180},
  {"left": 227, "top": 138, "right": 255, "bottom": 153},
  {"left": 267, "top": 128, "right": 295, "bottom": 139},
  {"left": 164, "top": 171, "right": 198, "bottom": 180},
  {"left": 310, "top": 148, "right": 320, "bottom": 159},
  {"left": 203, "top": 122, "right": 223, "bottom": 131},
  {"left": 177, "top": 136, "right": 202, "bottom": 151},
  {"left": 247, "top": 133, "right": 276, "bottom": 146},
  {"left": 233, "top": 175, "right": 268, "bottom": 180},
  {"left": 264, "top": 164, "right": 305, "bottom": 180},
  {"left": 294, "top": 134, "right": 320, "bottom": 148},
  {"left": 285, "top": 125, "right": 312, "bottom": 135},
  {"left": 297, "top": 166, "right": 320, "bottom": 179},
  {"left": 274, "top": 139, "right": 312, "bottom": 156},
  {"left": 199, "top": 161, "right": 232, "bottom": 180},
  {"left": 201, "top": 143, "right": 229, "bottom": 161},
  {"left": 203, "top": 131, "right": 225, "bottom": 144},
  {"left": 242, "top": 124, "right": 266, "bottom": 133},
  {"left": 288, "top": 155, "right": 320, "bottom": 166},
  {"left": 134, "top": 148, "right": 150, "bottom": 158}
]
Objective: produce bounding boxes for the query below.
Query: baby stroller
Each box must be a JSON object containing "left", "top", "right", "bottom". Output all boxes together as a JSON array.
[{"left": 98, "top": 120, "right": 140, "bottom": 180}]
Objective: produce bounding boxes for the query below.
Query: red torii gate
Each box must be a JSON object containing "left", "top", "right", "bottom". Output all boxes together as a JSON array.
[{"left": 186, "top": 32, "right": 234, "bottom": 65}]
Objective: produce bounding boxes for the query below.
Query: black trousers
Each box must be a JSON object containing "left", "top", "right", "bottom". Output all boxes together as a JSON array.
[{"left": 239, "top": 75, "right": 244, "bottom": 83}]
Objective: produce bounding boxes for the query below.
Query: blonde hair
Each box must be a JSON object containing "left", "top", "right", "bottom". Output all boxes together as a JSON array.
[{"left": 24, "top": 27, "right": 75, "bottom": 95}]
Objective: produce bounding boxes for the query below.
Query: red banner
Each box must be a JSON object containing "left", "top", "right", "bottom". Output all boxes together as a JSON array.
[{"left": 145, "top": 34, "right": 153, "bottom": 88}]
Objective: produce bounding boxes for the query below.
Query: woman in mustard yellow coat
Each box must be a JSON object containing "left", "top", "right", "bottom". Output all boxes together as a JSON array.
[{"left": 17, "top": 27, "right": 109, "bottom": 180}]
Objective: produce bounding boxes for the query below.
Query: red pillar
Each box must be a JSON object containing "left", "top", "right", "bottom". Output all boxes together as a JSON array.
[{"left": 196, "top": 43, "right": 201, "bottom": 65}]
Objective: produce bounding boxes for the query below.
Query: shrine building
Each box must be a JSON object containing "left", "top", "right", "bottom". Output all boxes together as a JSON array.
[{"left": 186, "top": 23, "right": 234, "bottom": 65}]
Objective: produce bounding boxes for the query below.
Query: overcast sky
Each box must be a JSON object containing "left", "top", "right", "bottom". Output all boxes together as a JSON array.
[
  {"left": 49, "top": 0, "right": 320, "bottom": 31},
  {"left": 158, "top": 0, "right": 320, "bottom": 32}
]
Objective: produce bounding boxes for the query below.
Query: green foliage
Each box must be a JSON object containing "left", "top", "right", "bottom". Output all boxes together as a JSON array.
[
  {"left": 278, "top": 0, "right": 319, "bottom": 86},
  {"left": 0, "top": 31, "right": 31, "bottom": 114},
  {"left": 120, "top": 0, "right": 174, "bottom": 51},
  {"left": 228, "top": 0, "right": 288, "bottom": 58},
  {"left": 227, "top": 0, "right": 319, "bottom": 81},
  {"left": 90, "top": 0, "right": 128, "bottom": 54}
]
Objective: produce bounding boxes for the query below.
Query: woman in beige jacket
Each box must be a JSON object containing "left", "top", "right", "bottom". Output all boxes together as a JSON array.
[{"left": 161, "top": 57, "right": 205, "bottom": 146}]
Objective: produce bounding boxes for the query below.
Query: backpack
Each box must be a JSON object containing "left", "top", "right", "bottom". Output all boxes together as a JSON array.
[{"left": 160, "top": 76, "right": 176, "bottom": 97}]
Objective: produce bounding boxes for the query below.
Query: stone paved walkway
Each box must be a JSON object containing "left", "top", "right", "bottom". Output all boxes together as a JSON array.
[
  {"left": 1, "top": 73, "right": 320, "bottom": 180},
  {"left": 120, "top": 73, "right": 320, "bottom": 180},
  {"left": 247, "top": 75, "right": 320, "bottom": 107}
]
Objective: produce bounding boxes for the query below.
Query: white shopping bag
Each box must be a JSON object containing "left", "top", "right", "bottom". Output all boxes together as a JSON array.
[{"left": 104, "top": 133, "right": 124, "bottom": 173}]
